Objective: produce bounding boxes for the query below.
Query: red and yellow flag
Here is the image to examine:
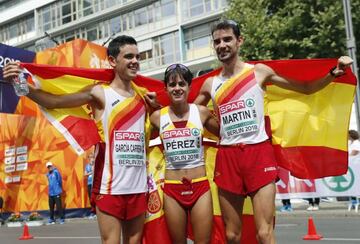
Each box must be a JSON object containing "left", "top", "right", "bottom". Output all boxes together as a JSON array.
[
  {"left": 261, "top": 59, "right": 356, "bottom": 179},
  {"left": 22, "top": 59, "right": 357, "bottom": 177}
]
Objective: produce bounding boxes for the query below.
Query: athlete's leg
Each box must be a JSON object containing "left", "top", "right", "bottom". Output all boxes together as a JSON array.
[
  {"left": 218, "top": 188, "right": 245, "bottom": 244},
  {"left": 122, "top": 213, "right": 145, "bottom": 244},
  {"left": 190, "top": 190, "right": 213, "bottom": 244},
  {"left": 163, "top": 193, "right": 188, "bottom": 244},
  {"left": 96, "top": 206, "right": 121, "bottom": 244},
  {"left": 250, "top": 182, "right": 276, "bottom": 244}
]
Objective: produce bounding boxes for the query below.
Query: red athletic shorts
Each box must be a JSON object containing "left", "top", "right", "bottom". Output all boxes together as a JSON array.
[
  {"left": 162, "top": 177, "right": 210, "bottom": 209},
  {"left": 214, "top": 140, "right": 278, "bottom": 195},
  {"left": 91, "top": 193, "right": 147, "bottom": 220}
]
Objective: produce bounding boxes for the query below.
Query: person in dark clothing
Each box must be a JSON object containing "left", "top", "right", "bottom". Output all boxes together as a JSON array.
[
  {"left": 280, "top": 199, "right": 293, "bottom": 212},
  {"left": 307, "top": 198, "right": 320, "bottom": 211},
  {"left": 0, "top": 196, "right": 4, "bottom": 224},
  {"left": 84, "top": 155, "right": 96, "bottom": 218},
  {"left": 46, "top": 161, "right": 65, "bottom": 224}
]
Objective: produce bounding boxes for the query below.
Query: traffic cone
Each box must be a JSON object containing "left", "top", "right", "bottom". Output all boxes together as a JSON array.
[
  {"left": 19, "top": 223, "right": 34, "bottom": 240},
  {"left": 303, "top": 216, "right": 323, "bottom": 240}
]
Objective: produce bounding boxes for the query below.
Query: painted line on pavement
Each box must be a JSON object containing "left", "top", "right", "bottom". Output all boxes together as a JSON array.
[
  {"left": 322, "top": 238, "right": 360, "bottom": 241},
  {"left": 35, "top": 236, "right": 100, "bottom": 239},
  {"left": 275, "top": 224, "right": 298, "bottom": 227}
]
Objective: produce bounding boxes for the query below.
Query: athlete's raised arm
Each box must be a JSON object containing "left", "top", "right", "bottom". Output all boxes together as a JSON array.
[
  {"left": 3, "top": 61, "right": 102, "bottom": 109},
  {"left": 255, "top": 56, "right": 353, "bottom": 94}
]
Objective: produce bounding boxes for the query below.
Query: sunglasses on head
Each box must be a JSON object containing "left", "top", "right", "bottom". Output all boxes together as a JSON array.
[{"left": 164, "top": 63, "right": 190, "bottom": 76}]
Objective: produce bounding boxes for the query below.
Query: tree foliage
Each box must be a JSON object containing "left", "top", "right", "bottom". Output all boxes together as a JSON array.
[{"left": 226, "top": 0, "right": 359, "bottom": 69}]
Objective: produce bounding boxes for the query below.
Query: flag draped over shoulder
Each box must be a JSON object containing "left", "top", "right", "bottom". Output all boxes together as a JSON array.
[
  {"left": 21, "top": 63, "right": 162, "bottom": 154},
  {"left": 22, "top": 59, "right": 356, "bottom": 177}
]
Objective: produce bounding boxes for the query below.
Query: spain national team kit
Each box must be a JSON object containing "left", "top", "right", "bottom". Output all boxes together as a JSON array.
[
  {"left": 211, "top": 64, "right": 278, "bottom": 195},
  {"left": 160, "top": 104, "right": 210, "bottom": 208},
  {"left": 92, "top": 84, "right": 147, "bottom": 220}
]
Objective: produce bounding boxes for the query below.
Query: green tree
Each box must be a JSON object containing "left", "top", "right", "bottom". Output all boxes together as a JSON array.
[{"left": 226, "top": 0, "right": 359, "bottom": 69}]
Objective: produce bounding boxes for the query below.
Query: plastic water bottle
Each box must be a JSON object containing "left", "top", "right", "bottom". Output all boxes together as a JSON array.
[{"left": 12, "top": 71, "right": 29, "bottom": 96}]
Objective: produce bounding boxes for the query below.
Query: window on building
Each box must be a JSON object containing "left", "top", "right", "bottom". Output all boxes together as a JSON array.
[
  {"left": 148, "top": 5, "right": 154, "bottom": 23},
  {"left": 134, "top": 7, "right": 147, "bottom": 27},
  {"left": 62, "top": 1, "right": 72, "bottom": 24},
  {"left": 105, "top": 0, "right": 118, "bottom": 8},
  {"left": 8, "top": 24, "right": 18, "bottom": 39},
  {"left": 110, "top": 16, "right": 121, "bottom": 34},
  {"left": 154, "top": 0, "right": 176, "bottom": 21},
  {"left": 140, "top": 50, "right": 153, "bottom": 61},
  {"left": 87, "top": 28, "right": 97, "bottom": 41},
  {"left": 161, "top": 0, "right": 176, "bottom": 18},
  {"left": 182, "top": 0, "right": 227, "bottom": 20},
  {"left": 0, "top": 13, "right": 35, "bottom": 43},
  {"left": 36, "top": 0, "right": 144, "bottom": 34},
  {"left": 153, "top": 31, "right": 180, "bottom": 67},
  {"left": 184, "top": 21, "right": 215, "bottom": 60},
  {"left": 26, "top": 16, "right": 35, "bottom": 32},
  {"left": 82, "top": 0, "right": 94, "bottom": 17}
]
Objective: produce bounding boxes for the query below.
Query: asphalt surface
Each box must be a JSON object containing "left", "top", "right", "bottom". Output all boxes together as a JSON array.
[
  {"left": 0, "top": 199, "right": 359, "bottom": 244},
  {"left": 275, "top": 199, "right": 360, "bottom": 244}
]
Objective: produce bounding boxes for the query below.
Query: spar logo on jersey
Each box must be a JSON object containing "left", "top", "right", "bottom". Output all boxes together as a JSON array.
[
  {"left": 163, "top": 128, "right": 191, "bottom": 139},
  {"left": 219, "top": 100, "right": 245, "bottom": 114},
  {"left": 114, "top": 131, "right": 143, "bottom": 141},
  {"left": 246, "top": 98, "right": 255, "bottom": 107},
  {"left": 191, "top": 128, "right": 200, "bottom": 137}
]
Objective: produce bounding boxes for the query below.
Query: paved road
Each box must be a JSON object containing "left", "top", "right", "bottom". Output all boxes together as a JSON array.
[
  {"left": 275, "top": 199, "right": 360, "bottom": 244},
  {"left": 0, "top": 218, "right": 100, "bottom": 244},
  {"left": 0, "top": 200, "right": 359, "bottom": 244}
]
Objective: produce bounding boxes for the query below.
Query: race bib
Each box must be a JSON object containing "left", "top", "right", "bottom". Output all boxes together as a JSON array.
[
  {"left": 219, "top": 98, "right": 259, "bottom": 137},
  {"left": 113, "top": 131, "right": 145, "bottom": 167},
  {"left": 162, "top": 128, "right": 201, "bottom": 163}
]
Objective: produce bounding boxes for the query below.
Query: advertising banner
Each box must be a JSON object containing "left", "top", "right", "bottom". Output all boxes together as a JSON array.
[
  {"left": 0, "top": 40, "right": 106, "bottom": 214},
  {"left": 0, "top": 43, "right": 35, "bottom": 113},
  {"left": 276, "top": 161, "right": 360, "bottom": 199}
]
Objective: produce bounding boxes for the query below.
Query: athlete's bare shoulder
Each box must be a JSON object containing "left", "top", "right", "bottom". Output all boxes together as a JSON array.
[
  {"left": 195, "top": 76, "right": 214, "bottom": 106},
  {"left": 89, "top": 83, "right": 106, "bottom": 108},
  {"left": 202, "top": 76, "right": 214, "bottom": 92},
  {"left": 254, "top": 63, "right": 275, "bottom": 88}
]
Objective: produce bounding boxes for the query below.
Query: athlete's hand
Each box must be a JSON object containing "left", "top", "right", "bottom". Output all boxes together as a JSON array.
[
  {"left": 3, "top": 61, "right": 22, "bottom": 82},
  {"left": 331, "top": 56, "right": 353, "bottom": 77},
  {"left": 144, "top": 91, "right": 162, "bottom": 110}
]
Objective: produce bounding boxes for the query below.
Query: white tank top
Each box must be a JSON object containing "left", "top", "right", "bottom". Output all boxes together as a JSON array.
[
  {"left": 96, "top": 85, "right": 147, "bottom": 194},
  {"left": 159, "top": 104, "right": 205, "bottom": 170},
  {"left": 211, "top": 64, "right": 268, "bottom": 145}
]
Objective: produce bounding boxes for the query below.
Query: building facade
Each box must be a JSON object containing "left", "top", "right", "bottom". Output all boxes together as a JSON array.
[{"left": 0, "top": 0, "right": 228, "bottom": 79}]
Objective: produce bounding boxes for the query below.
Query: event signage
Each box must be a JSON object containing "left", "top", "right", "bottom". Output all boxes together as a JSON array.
[
  {"left": 276, "top": 161, "right": 360, "bottom": 199},
  {"left": 0, "top": 43, "right": 35, "bottom": 113}
]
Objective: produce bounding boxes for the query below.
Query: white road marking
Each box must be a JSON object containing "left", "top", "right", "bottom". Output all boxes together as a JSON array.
[
  {"left": 35, "top": 237, "right": 100, "bottom": 239},
  {"left": 322, "top": 238, "right": 360, "bottom": 241},
  {"left": 275, "top": 224, "right": 298, "bottom": 227}
]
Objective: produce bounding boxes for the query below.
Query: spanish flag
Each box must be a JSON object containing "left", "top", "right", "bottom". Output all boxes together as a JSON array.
[{"left": 22, "top": 59, "right": 356, "bottom": 177}]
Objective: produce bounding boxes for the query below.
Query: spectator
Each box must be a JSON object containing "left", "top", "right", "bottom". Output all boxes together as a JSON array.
[
  {"left": 84, "top": 154, "right": 96, "bottom": 218},
  {"left": 280, "top": 199, "right": 293, "bottom": 212},
  {"left": 0, "top": 196, "right": 4, "bottom": 225},
  {"left": 348, "top": 130, "right": 360, "bottom": 212},
  {"left": 306, "top": 198, "right": 320, "bottom": 211},
  {"left": 46, "top": 162, "right": 65, "bottom": 224}
]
